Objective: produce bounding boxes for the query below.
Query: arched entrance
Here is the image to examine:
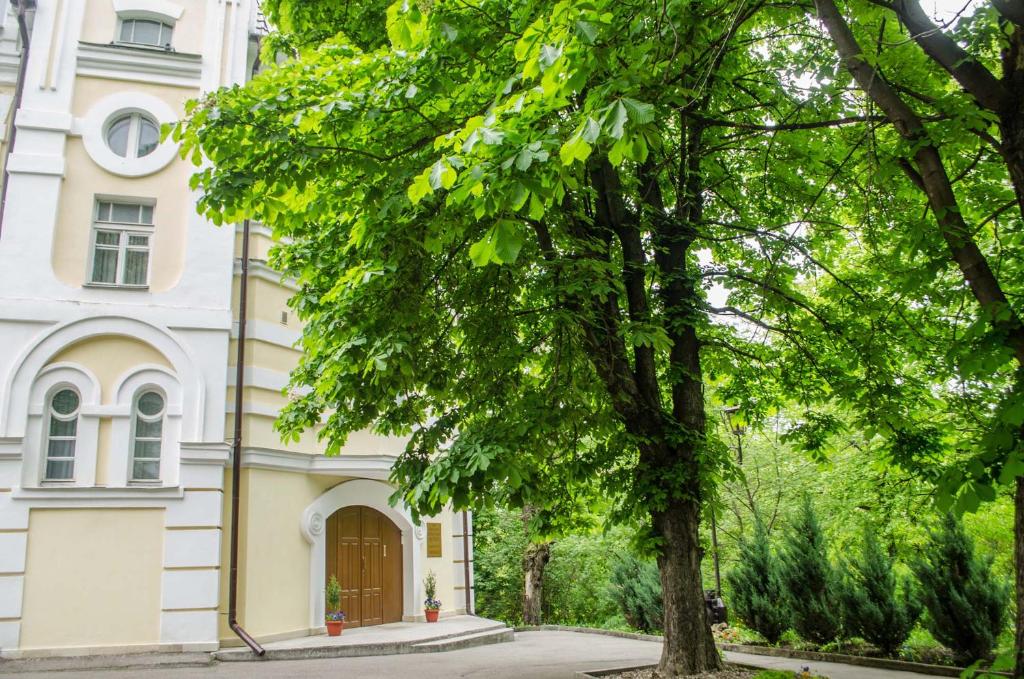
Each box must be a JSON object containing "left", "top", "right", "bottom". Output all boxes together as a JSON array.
[{"left": 325, "top": 505, "right": 403, "bottom": 628}]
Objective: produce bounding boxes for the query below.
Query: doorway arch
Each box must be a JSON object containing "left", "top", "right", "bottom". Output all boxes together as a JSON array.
[{"left": 301, "top": 479, "right": 423, "bottom": 629}]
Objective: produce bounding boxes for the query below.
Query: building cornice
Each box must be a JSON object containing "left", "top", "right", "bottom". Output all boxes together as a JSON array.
[
  {"left": 76, "top": 41, "right": 202, "bottom": 88},
  {"left": 234, "top": 259, "right": 299, "bottom": 291},
  {"left": 240, "top": 447, "right": 396, "bottom": 479}
]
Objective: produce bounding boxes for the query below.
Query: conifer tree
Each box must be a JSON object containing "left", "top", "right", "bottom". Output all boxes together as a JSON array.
[
  {"left": 726, "top": 517, "right": 790, "bottom": 644},
  {"left": 913, "top": 513, "right": 1009, "bottom": 666},
  {"left": 778, "top": 496, "right": 843, "bottom": 644},
  {"left": 841, "top": 525, "right": 920, "bottom": 655}
]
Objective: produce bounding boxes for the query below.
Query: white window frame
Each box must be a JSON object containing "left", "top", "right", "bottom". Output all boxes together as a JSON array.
[
  {"left": 105, "top": 112, "right": 160, "bottom": 160},
  {"left": 129, "top": 389, "right": 165, "bottom": 483},
  {"left": 43, "top": 386, "right": 80, "bottom": 483},
  {"left": 116, "top": 16, "right": 174, "bottom": 49},
  {"left": 87, "top": 199, "right": 155, "bottom": 289}
]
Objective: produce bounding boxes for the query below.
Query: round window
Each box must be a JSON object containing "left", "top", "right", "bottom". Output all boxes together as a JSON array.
[
  {"left": 50, "top": 389, "right": 80, "bottom": 416},
  {"left": 106, "top": 113, "right": 160, "bottom": 159},
  {"left": 137, "top": 391, "right": 165, "bottom": 417}
]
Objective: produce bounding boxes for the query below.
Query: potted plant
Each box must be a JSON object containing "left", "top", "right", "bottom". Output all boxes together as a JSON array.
[
  {"left": 325, "top": 575, "right": 346, "bottom": 636},
  {"left": 423, "top": 570, "right": 442, "bottom": 622}
]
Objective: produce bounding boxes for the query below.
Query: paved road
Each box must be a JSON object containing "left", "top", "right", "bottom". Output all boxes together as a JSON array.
[{"left": 11, "top": 631, "right": 950, "bottom": 678}]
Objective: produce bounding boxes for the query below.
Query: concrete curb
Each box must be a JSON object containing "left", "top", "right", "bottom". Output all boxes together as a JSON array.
[
  {"left": 518, "top": 626, "right": 1011, "bottom": 679},
  {"left": 0, "top": 652, "right": 214, "bottom": 675}
]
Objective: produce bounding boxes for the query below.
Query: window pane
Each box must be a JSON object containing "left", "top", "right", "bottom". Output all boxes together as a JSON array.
[
  {"left": 47, "top": 438, "right": 76, "bottom": 460},
  {"left": 140, "top": 205, "right": 154, "bottom": 224},
  {"left": 123, "top": 249, "right": 149, "bottom": 285},
  {"left": 46, "top": 459, "right": 74, "bottom": 480},
  {"left": 127, "top": 234, "right": 149, "bottom": 247},
  {"left": 130, "top": 20, "right": 162, "bottom": 45},
  {"left": 137, "top": 119, "right": 159, "bottom": 157},
  {"left": 133, "top": 460, "right": 160, "bottom": 480},
  {"left": 96, "top": 230, "right": 120, "bottom": 246},
  {"left": 111, "top": 202, "right": 142, "bottom": 223},
  {"left": 134, "top": 439, "right": 162, "bottom": 460},
  {"left": 91, "top": 246, "right": 118, "bottom": 284},
  {"left": 138, "top": 392, "right": 164, "bottom": 417},
  {"left": 160, "top": 24, "right": 173, "bottom": 46},
  {"left": 119, "top": 20, "right": 134, "bottom": 43},
  {"left": 51, "top": 389, "right": 79, "bottom": 415},
  {"left": 107, "top": 117, "right": 131, "bottom": 157},
  {"left": 97, "top": 202, "right": 112, "bottom": 221},
  {"left": 135, "top": 417, "right": 162, "bottom": 439},
  {"left": 49, "top": 417, "right": 77, "bottom": 437}
]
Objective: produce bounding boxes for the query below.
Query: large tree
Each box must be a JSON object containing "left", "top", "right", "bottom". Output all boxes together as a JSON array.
[{"left": 177, "top": 0, "right": 842, "bottom": 673}]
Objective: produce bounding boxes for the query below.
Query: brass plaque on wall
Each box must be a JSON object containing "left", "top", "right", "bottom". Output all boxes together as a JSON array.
[{"left": 426, "top": 522, "right": 442, "bottom": 557}]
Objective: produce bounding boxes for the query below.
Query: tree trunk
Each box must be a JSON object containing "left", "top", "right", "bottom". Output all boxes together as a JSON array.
[
  {"left": 1016, "top": 474, "right": 1024, "bottom": 679},
  {"left": 522, "top": 540, "right": 551, "bottom": 626},
  {"left": 655, "top": 498, "right": 721, "bottom": 676}
]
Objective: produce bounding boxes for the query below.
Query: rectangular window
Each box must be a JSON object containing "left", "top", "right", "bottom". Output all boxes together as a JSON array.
[{"left": 89, "top": 200, "right": 154, "bottom": 288}]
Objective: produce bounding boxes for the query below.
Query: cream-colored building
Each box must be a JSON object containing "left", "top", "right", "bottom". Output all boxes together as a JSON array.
[{"left": 0, "top": 0, "right": 472, "bottom": 657}]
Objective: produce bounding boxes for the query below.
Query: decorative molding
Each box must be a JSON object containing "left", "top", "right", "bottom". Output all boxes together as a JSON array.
[
  {"left": 234, "top": 259, "right": 298, "bottom": 291},
  {"left": 5, "top": 153, "right": 65, "bottom": 176},
  {"left": 13, "top": 109, "right": 73, "bottom": 133},
  {"left": 76, "top": 41, "right": 202, "bottom": 88},
  {"left": 10, "top": 486, "right": 185, "bottom": 502},
  {"left": 178, "top": 442, "right": 230, "bottom": 466},
  {"left": 112, "top": 0, "right": 186, "bottom": 21},
  {"left": 231, "top": 320, "right": 301, "bottom": 349},
  {"left": 239, "top": 447, "right": 397, "bottom": 478}
]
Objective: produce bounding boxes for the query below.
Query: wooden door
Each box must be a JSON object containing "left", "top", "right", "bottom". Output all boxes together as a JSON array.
[{"left": 325, "top": 506, "right": 403, "bottom": 628}]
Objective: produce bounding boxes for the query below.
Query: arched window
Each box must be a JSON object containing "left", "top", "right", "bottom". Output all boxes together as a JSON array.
[
  {"left": 131, "top": 390, "right": 164, "bottom": 481},
  {"left": 117, "top": 17, "right": 173, "bottom": 48},
  {"left": 44, "top": 388, "right": 80, "bottom": 481}
]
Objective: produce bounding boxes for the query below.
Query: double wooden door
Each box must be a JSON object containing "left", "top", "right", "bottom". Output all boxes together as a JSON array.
[{"left": 325, "top": 506, "right": 403, "bottom": 628}]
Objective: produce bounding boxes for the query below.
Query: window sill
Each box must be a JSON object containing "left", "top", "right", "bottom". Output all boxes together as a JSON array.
[
  {"left": 11, "top": 485, "right": 184, "bottom": 502},
  {"left": 83, "top": 283, "right": 150, "bottom": 291}
]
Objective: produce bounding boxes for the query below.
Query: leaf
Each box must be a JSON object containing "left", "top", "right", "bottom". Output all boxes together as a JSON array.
[
  {"left": 607, "top": 101, "right": 628, "bottom": 139},
  {"left": 622, "top": 98, "right": 655, "bottom": 124},
  {"left": 428, "top": 158, "right": 457, "bottom": 191},
  {"left": 559, "top": 133, "right": 592, "bottom": 165},
  {"left": 469, "top": 221, "right": 524, "bottom": 266}
]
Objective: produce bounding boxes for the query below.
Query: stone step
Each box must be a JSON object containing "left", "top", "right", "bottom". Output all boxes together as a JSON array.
[
  {"left": 214, "top": 622, "right": 512, "bottom": 662},
  {"left": 409, "top": 627, "right": 515, "bottom": 653}
]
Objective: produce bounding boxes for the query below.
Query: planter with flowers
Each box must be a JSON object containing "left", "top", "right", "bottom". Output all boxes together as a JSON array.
[
  {"left": 325, "top": 574, "right": 346, "bottom": 636},
  {"left": 423, "top": 570, "right": 442, "bottom": 622}
]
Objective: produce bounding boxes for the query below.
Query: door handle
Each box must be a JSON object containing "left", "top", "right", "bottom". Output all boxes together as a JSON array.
[{"left": 383, "top": 544, "right": 387, "bottom": 558}]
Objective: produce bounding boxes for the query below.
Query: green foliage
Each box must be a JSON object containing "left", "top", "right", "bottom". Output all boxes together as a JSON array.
[
  {"left": 326, "top": 574, "right": 341, "bottom": 613},
  {"left": 726, "top": 517, "right": 790, "bottom": 645},
  {"left": 542, "top": 532, "right": 622, "bottom": 627},
  {"left": 424, "top": 570, "right": 438, "bottom": 600},
  {"left": 608, "top": 553, "right": 663, "bottom": 634},
  {"left": 778, "top": 497, "right": 843, "bottom": 645},
  {"left": 839, "top": 525, "right": 921, "bottom": 655},
  {"left": 261, "top": 0, "right": 391, "bottom": 51},
  {"left": 472, "top": 505, "right": 529, "bottom": 624},
  {"left": 912, "top": 514, "right": 1009, "bottom": 666}
]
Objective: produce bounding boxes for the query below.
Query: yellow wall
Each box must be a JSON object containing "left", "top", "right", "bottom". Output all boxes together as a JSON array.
[
  {"left": 219, "top": 468, "right": 340, "bottom": 641},
  {"left": 424, "top": 507, "right": 459, "bottom": 613},
  {"left": 80, "top": 0, "right": 208, "bottom": 55},
  {"left": 20, "top": 509, "right": 164, "bottom": 650},
  {"left": 53, "top": 77, "right": 196, "bottom": 290},
  {"left": 48, "top": 335, "right": 171, "bottom": 404}
]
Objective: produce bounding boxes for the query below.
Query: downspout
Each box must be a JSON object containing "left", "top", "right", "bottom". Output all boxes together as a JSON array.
[
  {"left": 462, "top": 510, "right": 473, "bottom": 615},
  {"left": 0, "top": 0, "right": 33, "bottom": 237},
  {"left": 228, "top": 219, "right": 264, "bottom": 656}
]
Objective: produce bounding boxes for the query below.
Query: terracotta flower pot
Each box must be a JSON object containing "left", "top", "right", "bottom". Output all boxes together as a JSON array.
[
  {"left": 424, "top": 608, "right": 440, "bottom": 622},
  {"left": 326, "top": 620, "right": 345, "bottom": 636}
]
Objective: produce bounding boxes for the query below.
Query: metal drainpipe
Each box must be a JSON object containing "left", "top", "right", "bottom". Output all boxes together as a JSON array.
[
  {"left": 0, "top": 0, "right": 33, "bottom": 238},
  {"left": 228, "top": 220, "right": 264, "bottom": 656},
  {"left": 462, "top": 510, "right": 473, "bottom": 614}
]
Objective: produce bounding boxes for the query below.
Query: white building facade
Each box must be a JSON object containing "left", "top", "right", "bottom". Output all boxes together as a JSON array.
[{"left": 0, "top": 0, "right": 472, "bottom": 657}]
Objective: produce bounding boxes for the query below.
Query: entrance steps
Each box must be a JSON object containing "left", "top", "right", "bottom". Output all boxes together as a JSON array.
[{"left": 214, "top": 615, "right": 513, "bottom": 662}]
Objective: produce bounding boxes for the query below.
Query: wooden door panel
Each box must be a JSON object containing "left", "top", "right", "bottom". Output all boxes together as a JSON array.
[{"left": 326, "top": 505, "right": 402, "bottom": 629}]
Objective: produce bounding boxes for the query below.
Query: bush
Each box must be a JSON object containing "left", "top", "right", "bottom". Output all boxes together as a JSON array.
[
  {"left": 726, "top": 517, "right": 790, "bottom": 644},
  {"left": 778, "top": 496, "right": 843, "bottom": 644},
  {"left": 608, "top": 552, "right": 663, "bottom": 633},
  {"left": 912, "top": 513, "right": 1009, "bottom": 666},
  {"left": 472, "top": 505, "right": 528, "bottom": 624},
  {"left": 542, "top": 531, "right": 623, "bottom": 627},
  {"left": 840, "top": 524, "right": 921, "bottom": 655}
]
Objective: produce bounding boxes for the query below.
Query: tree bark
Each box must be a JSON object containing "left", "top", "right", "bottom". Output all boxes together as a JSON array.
[
  {"left": 1017, "top": 473, "right": 1024, "bottom": 679},
  {"left": 522, "top": 540, "right": 551, "bottom": 626},
  {"left": 655, "top": 498, "right": 721, "bottom": 676}
]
